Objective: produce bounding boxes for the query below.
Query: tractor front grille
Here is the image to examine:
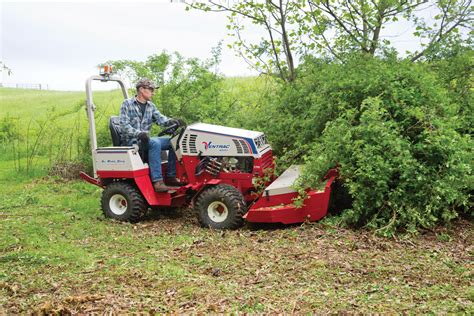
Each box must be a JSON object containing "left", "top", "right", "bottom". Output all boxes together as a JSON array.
[
  {"left": 181, "top": 134, "right": 189, "bottom": 154},
  {"left": 189, "top": 134, "right": 198, "bottom": 153},
  {"left": 233, "top": 139, "right": 243, "bottom": 154}
]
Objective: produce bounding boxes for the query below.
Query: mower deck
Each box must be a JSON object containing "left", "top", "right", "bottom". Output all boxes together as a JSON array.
[
  {"left": 244, "top": 166, "right": 336, "bottom": 224},
  {"left": 263, "top": 165, "right": 308, "bottom": 196}
]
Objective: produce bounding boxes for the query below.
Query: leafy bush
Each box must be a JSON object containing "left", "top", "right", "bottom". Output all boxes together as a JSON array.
[
  {"left": 428, "top": 45, "right": 473, "bottom": 134},
  {"left": 281, "top": 55, "right": 473, "bottom": 235}
]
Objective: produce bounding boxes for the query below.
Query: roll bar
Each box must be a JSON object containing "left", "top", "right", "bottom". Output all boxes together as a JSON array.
[{"left": 85, "top": 74, "right": 129, "bottom": 177}]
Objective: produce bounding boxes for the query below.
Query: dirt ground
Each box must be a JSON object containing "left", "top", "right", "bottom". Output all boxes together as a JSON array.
[{"left": 1, "top": 205, "right": 472, "bottom": 313}]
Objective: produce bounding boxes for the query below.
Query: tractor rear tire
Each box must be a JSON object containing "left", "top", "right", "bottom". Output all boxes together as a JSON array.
[
  {"left": 195, "top": 184, "right": 247, "bottom": 229},
  {"left": 101, "top": 182, "right": 147, "bottom": 223}
]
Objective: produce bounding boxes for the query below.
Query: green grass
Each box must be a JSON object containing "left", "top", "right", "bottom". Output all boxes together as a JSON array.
[
  {"left": 0, "top": 88, "right": 84, "bottom": 119},
  {"left": 0, "top": 87, "right": 473, "bottom": 313},
  {"left": 0, "top": 87, "right": 124, "bottom": 128}
]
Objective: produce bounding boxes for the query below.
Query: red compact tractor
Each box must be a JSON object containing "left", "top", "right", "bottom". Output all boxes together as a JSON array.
[{"left": 80, "top": 68, "right": 337, "bottom": 229}]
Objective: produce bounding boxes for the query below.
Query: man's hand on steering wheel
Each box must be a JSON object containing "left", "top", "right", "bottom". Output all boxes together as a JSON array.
[
  {"left": 158, "top": 118, "right": 186, "bottom": 136},
  {"left": 168, "top": 118, "right": 186, "bottom": 127}
]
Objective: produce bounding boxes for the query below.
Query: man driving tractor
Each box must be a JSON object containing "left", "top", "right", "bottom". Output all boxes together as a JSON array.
[{"left": 119, "top": 78, "right": 183, "bottom": 192}]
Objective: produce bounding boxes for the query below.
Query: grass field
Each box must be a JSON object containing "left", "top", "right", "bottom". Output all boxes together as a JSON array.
[
  {"left": 0, "top": 87, "right": 124, "bottom": 130},
  {"left": 0, "top": 87, "right": 125, "bottom": 176},
  {"left": 0, "top": 87, "right": 472, "bottom": 313}
]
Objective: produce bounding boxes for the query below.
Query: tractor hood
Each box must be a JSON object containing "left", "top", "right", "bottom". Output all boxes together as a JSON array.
[
  {"left": 189, "top": 123, "right": 262, "bottom": 139},
  {"left": 179, "top": 123, "right": 271, "bottom": 157}
]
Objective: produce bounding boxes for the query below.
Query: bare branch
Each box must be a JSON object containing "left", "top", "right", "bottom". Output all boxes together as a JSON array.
[
  {"left": 234, "top": 27, "right": 271, "bottom": 74},
  {"left": 411, "top": 0, "right": 473, "bottom": 61},
  {"left": 346, "top": 0, "right": 372, "bottom": 33},
  {"left": 315, "top": 0, "right": 369, "bottom": 51},
  {"left": 304, "top": 1, "right": 342, "bottom": 60}
]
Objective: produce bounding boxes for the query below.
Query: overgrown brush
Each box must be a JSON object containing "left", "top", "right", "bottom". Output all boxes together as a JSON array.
[{"left": 286, "top": 54, "right": 473, "bottom": 236}]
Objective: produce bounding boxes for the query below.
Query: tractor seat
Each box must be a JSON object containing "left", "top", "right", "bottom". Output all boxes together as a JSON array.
[
  {"left": 109, "top": 116, "right": 147, "bottom": 162},
  {"left": 108, "top": 116, "right": 168, "bottom": 164}
]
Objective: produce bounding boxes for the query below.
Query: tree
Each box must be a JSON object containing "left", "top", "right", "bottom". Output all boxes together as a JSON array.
[
  {"left": 303, "top": 0, "right": 472, "bottom": 61},
  {"left": 186, "top": 0, "right": 300, "bottom": 82},
  {"left": 300, "top": 0, "right": 430, "bottom": 57},
  {"left": 409, "top": 0, "right": 473, "bottom": 61},
  {"left": 186, "top": 0, "right": 473, "bottom": 78}
]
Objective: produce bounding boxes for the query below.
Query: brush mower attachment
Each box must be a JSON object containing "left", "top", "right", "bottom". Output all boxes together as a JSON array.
[{"left": 244, "top": 166, "right": 337, "bottom": 224}]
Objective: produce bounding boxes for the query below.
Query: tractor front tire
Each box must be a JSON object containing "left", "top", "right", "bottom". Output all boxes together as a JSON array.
[
  {"left": 195, "top": 184, "right": 247, "bottom": 229},
  {"left": 101, "top": 182, "right": 147, "bottom": 223}
]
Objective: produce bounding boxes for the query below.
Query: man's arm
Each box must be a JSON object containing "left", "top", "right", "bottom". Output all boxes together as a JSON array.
[
  {"left": 119, "top": 100, "right": 141, "bottom": 139},
  {"left": 151, "top": 104, "right": 170, "bottom": 126}
]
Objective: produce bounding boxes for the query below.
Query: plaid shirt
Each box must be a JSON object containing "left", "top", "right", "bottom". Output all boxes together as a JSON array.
[{"left": 119, "top": 97, "right": 170, "bottom": 145}]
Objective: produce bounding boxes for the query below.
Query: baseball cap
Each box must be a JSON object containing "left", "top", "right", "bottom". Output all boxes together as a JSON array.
[{"left": 136, "top": 78, "right": 157, "bottom": 90}]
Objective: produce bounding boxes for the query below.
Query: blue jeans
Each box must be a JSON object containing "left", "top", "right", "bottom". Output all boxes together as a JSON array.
[{"left": 148, "top": 137, "right": 177, "bottom": 182}]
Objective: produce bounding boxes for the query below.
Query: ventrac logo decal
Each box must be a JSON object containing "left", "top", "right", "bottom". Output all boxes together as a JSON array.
[{"left": 202, "top": 141, "right": 230, "bottom": 151}]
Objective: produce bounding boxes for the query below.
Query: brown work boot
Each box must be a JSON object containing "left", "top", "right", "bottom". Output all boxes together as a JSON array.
[
  {"left": 165, "top": 177, "right": 185, "bottom": 187},
  {"left": 153, "top": 181, "right": 177, "bottom": 193}
]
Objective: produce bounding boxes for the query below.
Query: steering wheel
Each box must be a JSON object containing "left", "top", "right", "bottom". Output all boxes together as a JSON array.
[{"left": 158, "top": 122, "right": 185, "bottom": 137}]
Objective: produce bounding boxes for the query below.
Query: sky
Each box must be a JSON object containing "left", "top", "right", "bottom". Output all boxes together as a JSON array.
[
  {"left": 1, "top": 0, "right": 443, "bottom": 91},
  {"left": 1, "top": 0, "right": 263, "bottom": 91}
]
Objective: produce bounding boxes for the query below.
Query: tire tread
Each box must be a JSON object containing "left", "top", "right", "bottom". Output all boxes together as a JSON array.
[
  {"left": 195, "top": 184, "right": 246, "bottom": 229},
  {"left": 101, "top": 182, "right": 147, "bottom": 223}
]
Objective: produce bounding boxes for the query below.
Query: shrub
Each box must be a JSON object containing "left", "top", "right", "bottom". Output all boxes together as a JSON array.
[{"left": 286, "top": 55, "right": 473, "bottom": 235}]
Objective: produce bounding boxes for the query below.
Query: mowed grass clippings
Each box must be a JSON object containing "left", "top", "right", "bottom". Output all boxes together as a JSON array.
[{"left": 0, "top": 177, "right": 472, "bottom": 313}]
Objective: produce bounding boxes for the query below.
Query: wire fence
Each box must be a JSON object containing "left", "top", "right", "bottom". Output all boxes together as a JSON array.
[{"left": 0, "top": 83, "right": 49, "bottom": 90}]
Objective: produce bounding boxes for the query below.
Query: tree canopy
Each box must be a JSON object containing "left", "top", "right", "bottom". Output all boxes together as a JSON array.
[{"left": 186, "top": 0, "right": 473, "bottom": 81}]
